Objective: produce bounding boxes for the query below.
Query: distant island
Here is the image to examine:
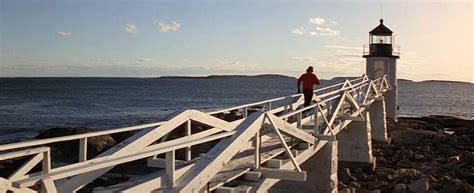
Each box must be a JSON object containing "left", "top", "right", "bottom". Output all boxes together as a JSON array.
[
  {"left": 421, "top": 80, "right": 472, "bottom": 84},
  {"left": 323, "top": 77, "right": 471, "bottom": 84},
  {"left": 158, "top": 74, "right": 296, "bottom": 79},
  {"left": 398, "top": 78, "right": 415, "bottom": 82}
]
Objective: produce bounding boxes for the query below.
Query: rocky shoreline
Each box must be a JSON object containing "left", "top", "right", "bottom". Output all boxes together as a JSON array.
[{"left": 339, "top": 116, "right": 473, "bottom": 193}]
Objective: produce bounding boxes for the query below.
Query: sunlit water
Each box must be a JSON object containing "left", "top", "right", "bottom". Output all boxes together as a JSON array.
[{"left": 0, "top": 77, "right": 472, "bottom": 143}]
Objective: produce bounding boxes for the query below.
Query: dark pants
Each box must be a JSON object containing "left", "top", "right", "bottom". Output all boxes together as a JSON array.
[{"left": 303, "top": 89, "right": 313, "bottom": 107}]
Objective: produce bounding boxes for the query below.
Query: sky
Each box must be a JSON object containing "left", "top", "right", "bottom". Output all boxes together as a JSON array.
[{"left": 0, "top": 0, "right": 472, "bottom": 82}]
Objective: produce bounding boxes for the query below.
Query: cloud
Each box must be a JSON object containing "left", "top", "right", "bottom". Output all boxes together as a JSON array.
[
  {"left": 89, "top": 58, "right": 102, "bottom": 62},
  {"left": 55, "top": 32, "right": 72, "bottom": 37},
  {"left": 225, "top": 61, "right": 260, "bottom": 69},
  {"left": 324, "top": 45, "right": 363, "bottom": 50},
  {"left": 159, "top": 21, "right": 181, "bottom": 32},
  {"left": 289, "top": 57, "right": 318, "bottom": 64},
  {"left": 136, "top": 57, "right": 150, "bottom": 62},
  {"left": 292, "top": 18, "right": 340, "bottom": 37},
  {"left": 308, "top": 17, "right": 326, "bottom": 25},
  {"left": 398, "top": 71, "right": 457, "bottom": 81},
  {"left": 328, "top": 20, "right": 338, "bottom": 25},
  {"left": 398, "top": 59, "right": 428, "bottom": 66},
  {"left": 124, "top": 24, "right": 137, "bottom": 34},
  {"left": 289, "top": 57, "right": 318, "bottom": 61},
  {"left": 291, "top": 27, "right": 317, "bottom": 36},
  {"left": 308, "top": 31, "right": 318, "bottom": 36},
  {"left": 292, "top": 27, "right": 339, "bottom": 37},
  {"left": 333, "top": 54, "right": 361, "bottom": 58},
  {"left": 291, "top": 27, "right": 306, "bottom": 35},
  {"left": 291, "top": 27, "right": 318, "bottom": 36},
  {"left": 316, "top": 27, "right": 340, "bottom": 36},
  {"left": 308, "top": 17, "right": 338, "bottom": 26},
  {"left": 201, "top": 60, "right": 264, "bottom": 72},
  {"left": 400, "top": 51, "right": 416, "bottom": 56}
]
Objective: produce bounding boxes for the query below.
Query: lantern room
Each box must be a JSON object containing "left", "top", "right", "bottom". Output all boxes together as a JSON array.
[{"left": 363, "top": 19, "right": 399, "bottom": 58}]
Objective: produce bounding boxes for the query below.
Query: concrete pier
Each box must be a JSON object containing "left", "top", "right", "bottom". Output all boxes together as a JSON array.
[
  {"left": 369, "top": 97, "right": 389, "bottom": 143},
  {"left": 269, "top": 141, "right": 338, "bottom": 193},
  {"left": 337, "top": 111, "right": 375, "bottom": 172},
  {"left": 311, "top": 141, "right": 338, "bottom": 193}
]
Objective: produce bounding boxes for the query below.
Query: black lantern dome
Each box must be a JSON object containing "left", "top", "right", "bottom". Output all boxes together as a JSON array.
[{"left": 369, "top": 19, "right": 393, "bottom": 35}]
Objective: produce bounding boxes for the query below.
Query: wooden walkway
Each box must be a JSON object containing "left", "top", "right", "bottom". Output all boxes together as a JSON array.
[{"left": 0, "top": 75, "right": 390, "bottom": 193}]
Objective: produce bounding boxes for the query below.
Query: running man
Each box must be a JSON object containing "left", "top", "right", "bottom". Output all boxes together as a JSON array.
[{"left": 297, "top": 66, "right": 320, "bottom": 107}]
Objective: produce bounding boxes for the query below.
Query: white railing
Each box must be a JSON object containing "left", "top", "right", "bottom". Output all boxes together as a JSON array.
[{"left": 0, "top": 74, "right": 390, "bottom": 193}]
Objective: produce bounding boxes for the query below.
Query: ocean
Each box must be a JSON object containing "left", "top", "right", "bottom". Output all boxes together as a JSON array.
[{"left": 0, "top": 77, "right": 472, "bottom": 144}]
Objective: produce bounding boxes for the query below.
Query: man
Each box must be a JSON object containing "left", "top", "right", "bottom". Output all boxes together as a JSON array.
[{"left": 297, "top": 66, "right": 320, "bottom": 107}]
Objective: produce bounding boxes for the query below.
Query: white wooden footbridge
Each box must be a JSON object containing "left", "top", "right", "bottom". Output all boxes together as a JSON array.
[{"left": 0, "top": 75, "right": 393, "bottom": 193}]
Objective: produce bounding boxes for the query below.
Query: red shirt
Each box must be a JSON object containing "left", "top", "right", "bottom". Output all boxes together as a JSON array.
[{"left": 298, "top": 73, "right": 320, "bottom": 90}]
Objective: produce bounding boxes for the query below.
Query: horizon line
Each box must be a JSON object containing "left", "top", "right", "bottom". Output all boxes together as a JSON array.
[{"left": 0, "top": 75, "right": 472, "bottom": 84}]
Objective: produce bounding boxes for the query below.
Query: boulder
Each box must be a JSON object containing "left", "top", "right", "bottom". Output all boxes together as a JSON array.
[
  {"left": 403, "top": 149, "right": 414, "bottom": 159},
  {"left": 414, "top": 153, "right": 425, "bottom": 160},
  {"left": 110, "top": 130, "right": 139, "bottom": 143},
  {"left": 350, "top": 181, "right": 362, "bottom": 189},
  {"left": 394, "top": 183, "right": 407, "bottom": 193},
  {"left": 36, "top": 127, "right": 116, "bottom": 161},
  {"left": 407, "top": 178, "right": 429, "bottom": 193},
  {"left": 213, "top": 110, "right": 242, "bottom": 122},
  {"left": 366, "top": 180, "right": 388, "bottom": 190},
  {"left": 418, "top": 116, "right": 474, "bottom": 129},
  {"left": 340, "top": 168, "right": 358, "bottom": 182},
  {"left": 338, "top": 188, "right": 352, "bottom": 193},
  {"left": 390, "top": 129, "right": 438, "bottom": 145},
  {"left": 439, "top": 179, "right": 474, "bottom": 193},
  {"left": 397, "top": 159, "right": 412, "bottom": 168},
  {"left": 382, "top": 149, "right": 395, "bottom": 157}
]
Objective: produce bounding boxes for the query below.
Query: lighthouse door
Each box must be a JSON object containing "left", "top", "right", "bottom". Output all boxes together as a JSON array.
[{"left": 373, "top": 61, "right": 385, "bottom": 79}]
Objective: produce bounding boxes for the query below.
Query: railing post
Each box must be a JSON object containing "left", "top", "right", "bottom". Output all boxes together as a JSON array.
[
  {"left": 42, "top": 150, "right": 51, "bottom": 174},
  {"left": 357, "top": 86, "right": 363, "bottom": 102},
  {"left": 79, "top": 138, "right": 87, "bottom": 162},
  {"left": 314, "top": 105, "right": 319, "bottom": 134},
  {"left": 267, "top": 102, "right": 272, "bottom": 111},
  {"left": 166, "top": 150, "right": 175, "bottom": 187},
  {"left": 340, "top": 100, "right": 344, "bottom": 117},
  {"left": 283, "top": 103, "right": 289, "bottom": 121},
  {"left": 243, "top": 107, "right": 248, "bottom": 118},
  {"left": 254, "top": 131, "right": 261, "bottom": 169},
  {"left": 185, "top": 120, "right": 192, "bottom": 161},
  {"left": 40, "top": 177, "right": 57, "bottom": 193},
  {"left": 326, "top": 100, "right": 332, "bottom": 116},
  {"left": 297, "top": 112, "right": 302, "bottom": 129}
]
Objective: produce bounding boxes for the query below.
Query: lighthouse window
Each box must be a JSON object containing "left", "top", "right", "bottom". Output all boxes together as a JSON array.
[{"left": 370, "top": 35, "right": 392, "bottom": 44}]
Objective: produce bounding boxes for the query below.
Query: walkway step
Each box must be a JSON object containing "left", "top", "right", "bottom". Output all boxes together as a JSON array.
[
  {"left": 265, "top": 159, "right": 283, "bottom": 168},
  {"left": 244, "top": 171, "right": 262, "bottom": 182},
  {"left": 215, "top": 186, "right": 235, "bottom": 193},
  {"left": 298, "top": 142, "right": 310, "bottom": 149}
]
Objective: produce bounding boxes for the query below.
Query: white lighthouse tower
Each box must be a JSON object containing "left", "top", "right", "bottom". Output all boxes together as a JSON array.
[{"left": 363, "top": 19, "right": 400, "bottom": 121}]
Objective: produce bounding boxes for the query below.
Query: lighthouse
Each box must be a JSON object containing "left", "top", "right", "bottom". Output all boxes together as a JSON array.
[{"left": 363, "top": 19, "right": 400, "bottom": 121}]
